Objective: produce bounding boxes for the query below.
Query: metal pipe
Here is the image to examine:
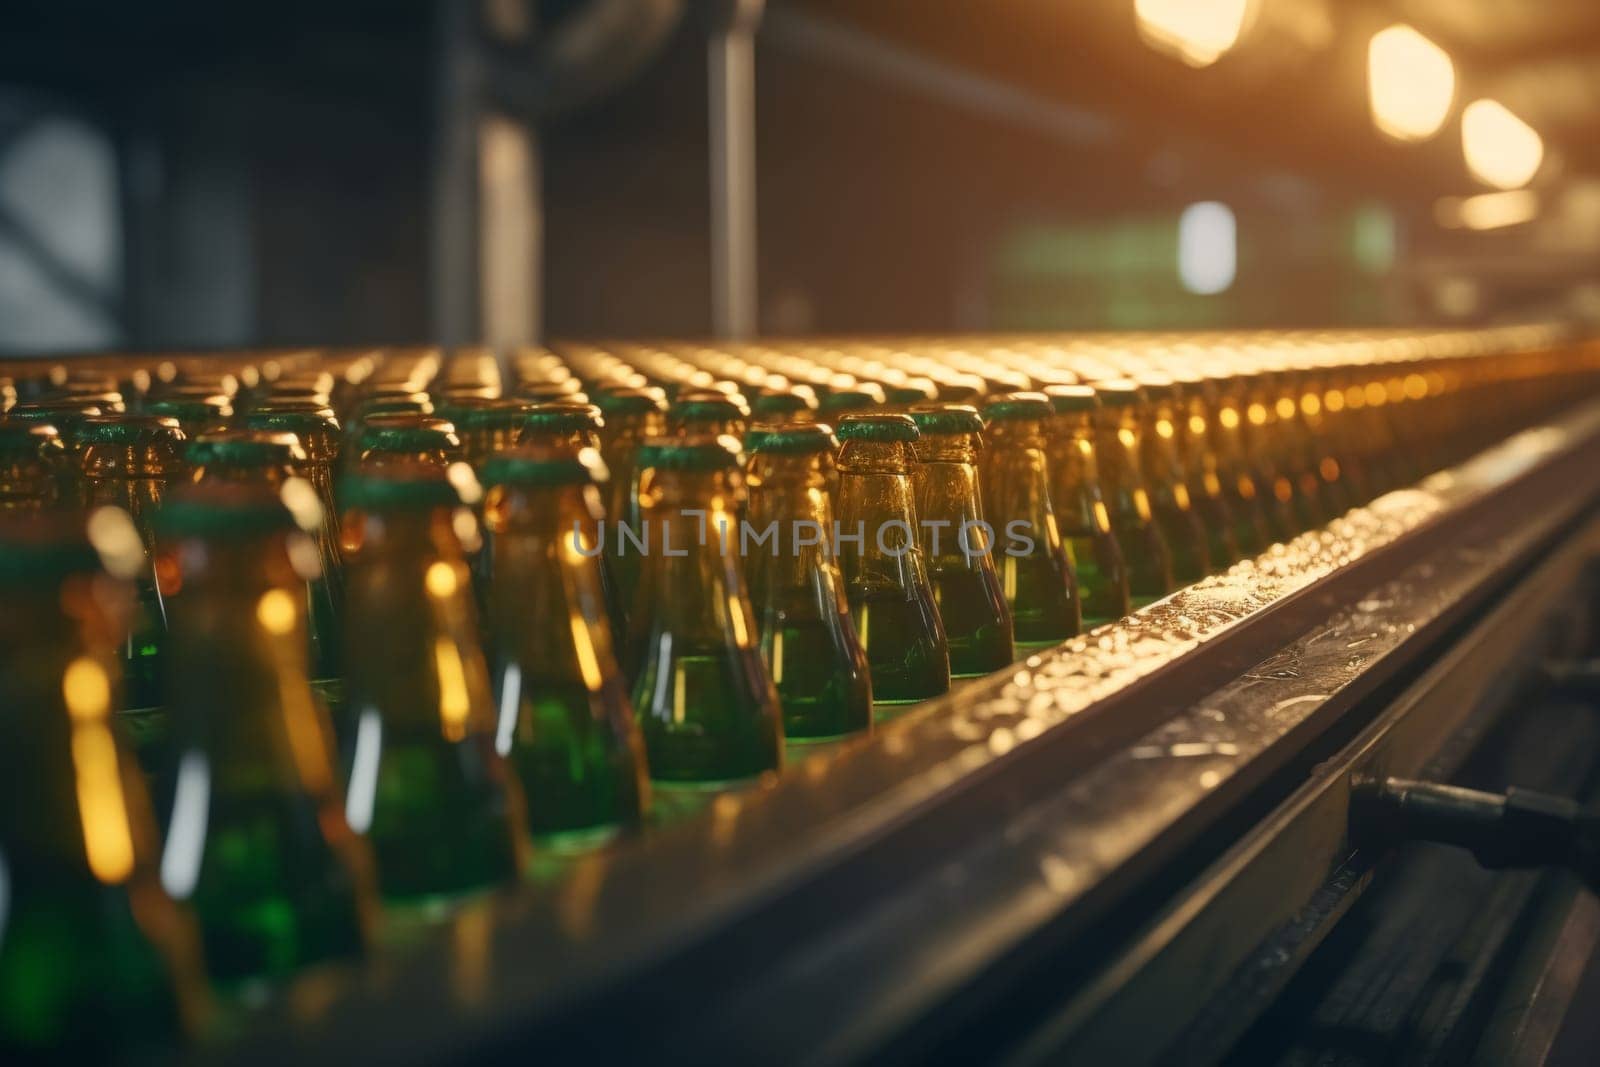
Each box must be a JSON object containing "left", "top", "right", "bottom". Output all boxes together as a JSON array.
[{"left": 708, "top": 0, "right": 763, "bottom": 339}]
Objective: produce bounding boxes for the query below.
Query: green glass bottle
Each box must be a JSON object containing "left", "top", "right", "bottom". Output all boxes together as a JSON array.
[
  {"left": 834, "top": 414, "right": 950, "bottom": 704},
  {"left": 906, "top": 404, "right": 1014, "bottom": 673},
  {"left": 978, "top": 393, "right": 1082, "bottom": 649},
  {"left": 239, "top": 405, "right": 345, "bottom": 551},
  {"left": 1092, "top": 381, "right": 1175, "bottom": 609},
  {"left": 1134, "top": 375, "right": 1216, "bottom": 582},
  {"left": 340, "top": 468, "right": 529, "bottom": 901},
  {"left": 625, "top": 437, "right": 784, "bottom": 784},
  {"left": 146, "top": 393, "right": 233, "bottom": 438},
  {"left": 592, "top": 387, "right": 668, "bottom": 613},
  {"left": 1043, "top": 385, "right": 1130, "bottom": 628},
  {"left": 442, "top": 398, "right": 532, "bottom": 469},
  {"left": 187, "top": 431, "right": 345, "bottom": 695},
  {"left": 154, "top": 483, "right": 378, "bottom": 984},
  {"left": 78, "top": 415, "right": 188, "bottom": 710},
  {"left": 745, "top": 424, "right": 873, "bottom": 739},
  {"left": 481, "top": 448, "right": 649, "bottom": 846},
  {"left": 749, "top": 387, "right": 819, "bottom": 424},
  {"left": 0, "top": 515, "right": 212, "bottom": 1058}
]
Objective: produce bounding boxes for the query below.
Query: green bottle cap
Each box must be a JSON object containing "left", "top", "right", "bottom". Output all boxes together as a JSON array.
[
  {"left": 636, "top": 436, "right": 744, "bottom": 471},
  {"left": 818, "top": 384, "right": 887, "bottom": 414},
  {"left": 1044, "top": 384, "right": 1099, "bottom": 413},
  {"left": 449, "top": 399, "right": 533, "bottom": 431},
  {"left": 482, "top": 447, "right": 608, "bottom": 487},
  {"left": 357, "top": 395, "right": 433, "bottom": 418},
  {"left": 338, "top": 468, "right": 464, "bottom": 511},
  {"left": 885, "top": 380, "right": 939, "bottom": 405},
  {"left": 155, "top": 482, "right": 296, "bottom": 539},
  {"left": 522, "top": 402, "right": 604, "bottom": 435},
  {"left": 745, "top": 423, "right": 837, "bottom": 454},
  {"left": 670, "top": 397, "right": 748, "bottom": 425},
  {"left": 750, "top": 391, "right": 817, "bottom": 416},
  {"left": 0, "top": 514, "right": 102, "bottom": 586},
  {"left": 594, "top": 387, "right": 668, "bottom": 415},
  {"left": 982, "top": 392, "right": 1054, "bottom": 421},
  {"left": 147, "top": 395, "right": 231, "bottom": 423},
  {"left": 186, "top": 431, "right": 305, "bottom": 469},
  {"left": 907, "top": 404, "right": 985, "bottom": 436},
  {"left": 359, "top": 417, "right": 461, "bottom": 453},
  {"left": 0, "top": 421, "right": 63, "bottom": 452},
  {"left": 241, "top": 409, "right": 341, "bottom": 435},
  {"left": 76, "top": 414, "right": 185, "bottom": 447},
  {"left": 835, "top": 413, "right": 919, "bottom": 443}
]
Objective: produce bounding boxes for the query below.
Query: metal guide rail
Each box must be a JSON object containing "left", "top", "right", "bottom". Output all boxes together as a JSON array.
[{"left": 212, "top": 399, "right": 1600, "bottom": 1065}]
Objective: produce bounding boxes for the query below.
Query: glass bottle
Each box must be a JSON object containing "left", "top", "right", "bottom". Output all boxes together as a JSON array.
[
  {"left": 1091, "top": 381, "right": 1175, "bottom": 609},
  {"left": 154, "top": 483, "right": 378, "bottom": 984},
  {"left": 481, "top": 448, "right": 649, "bottom": 845},
  {"left": 818, "top": 384, "right": 887, "bottom": 420},
  {"left": 667, "top": 394, "right": 748, "bottom": 438},
  {"left": 1204, "top": 368, "right": 1282, "bottom": 551},
  {"left": 240, "top": 405, "right": 345, "bottom": 548},
  {"left": 1132, "top": 376, "right": 1213, "bottom": 583},
  {"left": 0, "top": 515, "right": 212, "bottom": 1057},
  {"left": 749, "top": 388, "right": 818, "bottom": 424},
  {"left": 745, "top": 424, "right": 873, "bottom": 739},
  {"left": 442, "top": 398, "right": 531, "bottom": 469},
  {"left": 187, "top": 431, "right": 345, "bottom": 702},
  {"left": 625, "top": 437, "right": 783, "bottom": 784},
  {"left": 906, "top": 404, "right": 1014, "bottom": 673},
  {"left": 1043, "top": 386, "right": 1130, "bottom": 627},
  {"left": 1175, "top": 370, "right": 1268, "bottom": 559},
  {"left": 834, "top": 414, "right": 950, "bottom": 704},
  {"left": 78, "top": 415, "right": 187, "bottom": 710},
  {"left": 1237, "top": 369, "right": 1307, "bottom": 540},
  {"left": 0, "top": 420, "right": 70, "bottom": 511},
  {"left": 979, "top": 393, "right": 1082, "bottom": 648},
  {"left": 340, "top": 468, "right": 530, "bottom": 900},
  {"left": 592, "top": 388, "right": 668, "bottom": 608}
]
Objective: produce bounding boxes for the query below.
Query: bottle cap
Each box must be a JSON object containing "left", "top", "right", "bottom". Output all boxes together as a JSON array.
[
  {"left": 982, "top": 392, "right": 1053, "bottom": 422},
  {"left": 745, "top": 423, "right": 838, "bottom": 455},
  {"left": 750, "top": 390, "right": 817, "bottom": 416},
  {"left": 594, "top": 387, "right": 668, "bottom": 415},
  {"left": 359, "top": 416, "right": 461, "bottom": 453},
  {"left": 1043, "top": 384, "right": 1100, "bottom": 413},
  {"left": 907, "top": 404, "right": 985, "bottom": 436},
  {"left": 521, "top": 402, "right": 605, "bottom": 435},
  {"left": 187, "top": 431, "right": 306, "bottom": 469},
  {"left": 669, "top": 396, "right": 748, "bottom": 425},
  {"left": 835, "top": 413, "right": 920, "bottom": 443},
  {"left": 818, "top": 383, "right": 887, "bottom": 414}
]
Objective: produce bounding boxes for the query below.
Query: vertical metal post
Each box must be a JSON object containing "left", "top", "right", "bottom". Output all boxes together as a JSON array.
[
  {"left": 430, "top": 0, "right": 483, "bottom": 346},
  {"left": 709, "top": 0, "right": 763, "bottom": 339}
]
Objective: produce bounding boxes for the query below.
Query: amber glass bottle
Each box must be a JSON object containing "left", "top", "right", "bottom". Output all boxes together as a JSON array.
[
  {"left": 668, "top": 395, "right": 749, "bottom": 438},
  {"left": 0, "top": 515, "right": 212, "bottom": 1057},
  {"left": 154, "top": 483, "right": 378, "bottom": 984},
  {"left": 625, "top": 437, "right": 784, "bottom": 784},
  {"left": 1132, "top": 376, "right": 1213, "bottom": 584},
  {"left": 980, "top": 393, "right": 1082, "bottom": 648},
  {"left": 1173, "top": 370, "right": 1267, "bottom": 560},
  {"left": 340, "top": 468, "right": 530, "bottom": 900},
  {"left": 1043, "top": 385, "right": 1130, "bottom": 627},
  {"left": 78, "top": 415, "right": 187, "bottom": 709},
  {"left": 745, "top": 424, "right": 873, "bottom": 738},
  {"left": 1092, "top": 382, "right": 1175, "bottom": 609},
  {"left": 1203, "top": 369, "right": 1281, "bottom": 551},
  {"left": 0, "top": 421, "right": 70, "bottom": 511},
  {"left": 906, "top": 405, "right": 1014, "bottom": 673},
  {"left": 482, "top": 448, "right": 649, "bottom": 844},
  {"left": 834, "top": 414, "right": 950, "bottom": 704},
  {"left": 356, "top": 415, "right": 462, "bottom": 471}
]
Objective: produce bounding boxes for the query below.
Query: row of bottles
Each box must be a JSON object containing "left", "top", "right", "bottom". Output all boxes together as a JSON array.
[{"left": 3, "top": 326, "right": 1598, "bottom": 1057}]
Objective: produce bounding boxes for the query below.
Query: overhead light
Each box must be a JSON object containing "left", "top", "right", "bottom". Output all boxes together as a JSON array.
[
  {"left": 1434, "top": 190, "right": 1540, "bottom": 230},
  {"left": 1135, "top": 0, "right": 1253, "bottom": 67},
  {"left": 1367, "top": 25, "right": 1455, "bottom": 142},
  {"left": 1178, "top": 202, "right": 1237, "bottom": 294},
  {"left": 1462, "top": 99, "right": 1544, "bottom": 189}
]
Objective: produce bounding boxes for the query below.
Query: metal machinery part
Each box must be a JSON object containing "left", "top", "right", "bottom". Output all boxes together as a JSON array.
[{"left": 194, "top": 377, "right": 1600, "bottom": 1065}]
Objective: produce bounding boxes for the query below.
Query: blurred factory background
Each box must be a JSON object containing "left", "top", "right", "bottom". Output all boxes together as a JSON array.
[{"left": 1, "top": 0, "right": 1597, "bottom": 354}]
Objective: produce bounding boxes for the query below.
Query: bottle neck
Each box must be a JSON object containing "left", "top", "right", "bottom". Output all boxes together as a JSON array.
[{"left": 629, "top": 468, "right": 757, "bottom": 652}]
